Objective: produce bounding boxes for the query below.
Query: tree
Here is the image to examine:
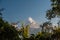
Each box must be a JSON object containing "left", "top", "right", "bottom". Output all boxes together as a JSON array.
[
  {"left": 0, "top": 9, "right": 21, "bottom": 40},
  {"left": 0, "top": 8, "right": 4, "bottom": 27},
  {"left": 51, "top": 28, "right": 60, "bottom": 40},
  {"left": 40, "top": 21, "right": 52, "bottom": 33},
  {"left": 18, "top": 23, "right": 30, "bottom": 40},
  {"left": 29, "top": 34, "right": 35, "bottom": 40},
  {"left": 23, "top": 25, "right": 30, "bottom": 38},
  {"left": 40, "top": 25, "right": 44, "bottom": 32},
  {"left": 46, "top": 0, "right": 60, "bottom": 20},
  {"left": 46, "top": 9, "right": 56, "bottom": 20},
  {"left": 51, "top": 0, "right": 60, "bottom": 15},
  {"left": 57, "top": 20, "right": 60, "bottom": 27}
]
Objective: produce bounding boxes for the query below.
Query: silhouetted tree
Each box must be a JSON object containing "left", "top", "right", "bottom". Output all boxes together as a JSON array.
[
  {"left": 46, "top": 0, "right": 60, "bottom": 20},
  {"left": 0, "top": 9, "right": 21, "bottom": 40}
]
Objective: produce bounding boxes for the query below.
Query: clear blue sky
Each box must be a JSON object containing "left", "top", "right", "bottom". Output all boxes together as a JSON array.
[{"left": 0, "top": 0, "right": 58, "bottom": 25}]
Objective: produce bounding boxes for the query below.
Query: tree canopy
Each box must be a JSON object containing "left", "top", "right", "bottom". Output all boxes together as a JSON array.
[
  {"left": 46, "top": 0, "right": 60, "bottom": 20},
  {"left": 0, "top": 9, "right": 21, "bottom": 40}
]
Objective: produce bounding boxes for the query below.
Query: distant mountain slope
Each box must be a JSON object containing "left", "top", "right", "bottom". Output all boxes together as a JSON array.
[{"left": 29, "top": 28, "right": 41, "bottom": 34}]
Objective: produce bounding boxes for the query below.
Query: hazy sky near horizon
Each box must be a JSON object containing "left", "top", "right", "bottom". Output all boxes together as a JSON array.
[{"left": 0, "top": 0, "right": 58, "bottom": 25}]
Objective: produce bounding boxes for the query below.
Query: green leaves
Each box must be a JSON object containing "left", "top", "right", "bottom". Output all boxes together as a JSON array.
[
  {"left": 46, "top": 9, "right": 56, "bottom": 20},
  {"left": 46, "top": 0, "right": 60, "bottom": 20},
  {"left": 0, "top": 10, "right": 20, "bottom": 40}
]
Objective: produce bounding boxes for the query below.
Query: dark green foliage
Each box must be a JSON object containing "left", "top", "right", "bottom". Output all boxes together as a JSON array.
[
  {"left": 46, "top": 9, "right": 56, "bottom": 20},
  {"left": 0, "top": 9, "right": 20, "bottom": 40},
  {"left": 46, "top": 0, "right": 60, "bottom": 20}
]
